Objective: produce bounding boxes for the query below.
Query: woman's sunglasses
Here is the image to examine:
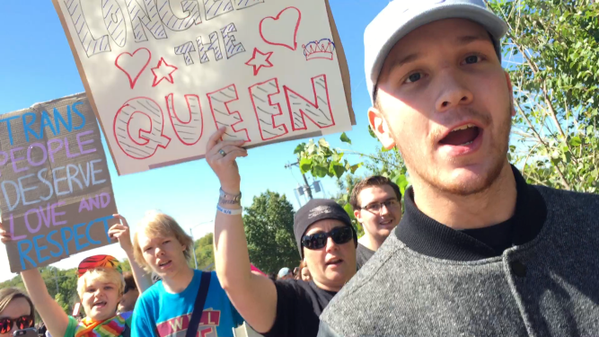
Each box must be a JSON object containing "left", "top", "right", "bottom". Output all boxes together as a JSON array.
[
  {"left": 0, "top": 315, "right": 33, "bottom": 334},
  {"left": 302, "top": 226, "right": 353, "bottom": 250}
]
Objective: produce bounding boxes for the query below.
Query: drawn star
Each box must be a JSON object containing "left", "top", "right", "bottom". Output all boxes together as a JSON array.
[
  {"left": 245, "top": 48, "right": 274, "bottom": 76},
  {"left": 151, "top": 58, "right": 178, "bottom": 87}
]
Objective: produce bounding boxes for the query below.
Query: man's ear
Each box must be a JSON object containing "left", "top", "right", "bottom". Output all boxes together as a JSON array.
[
  {"left": 354, "top": 208, "right": 363, "bottom": 223},
  {"left": 504, "top": 71, "right": 516, "bottom": 117},
  {"left": 369, "top": 107, "right": 396, "bottom": 149}
]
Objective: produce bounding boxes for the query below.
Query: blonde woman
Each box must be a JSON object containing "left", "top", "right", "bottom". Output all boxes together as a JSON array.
[{"left": 0, "top": 214, "right": 149, "bottom": 337}]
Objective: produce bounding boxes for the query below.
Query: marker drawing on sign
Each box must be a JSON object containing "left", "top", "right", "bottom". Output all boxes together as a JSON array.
[
  {"left": 221, "top": 23, "right": 246, "bottom": 59},
  {"left": 102, "top": 0, "right": 127, "bottom": 47},
  {"left": 302, "top": 38, "right": 336, "bottom": 61},
  {"left": 165, "top": 94, "right": 204, "bottom": 146},
  {"left": 156, "top": 0, "right": 202, "bottom": 31},
  {"left": 259, "top": 7, "right": 301, "bottom": 51},
  {"left": 64, "top": 0, "right": 111, "bottom": 57},
  {"left": 151, "top": 58, "right": 178, "bottom": 87},
  {"left": 235, "top": 0, "right": 264, "bottom": 9},
  {"left": 174, "top": 42, "right": 197, "bottom": 66},
  {"left": 245, "top": 49, "right": 273, "bottom": 76},
  {"left": 115, "top": 48, "right": 151, "bottom": 89},
  {"left": 207, "top": 85, "right": 250, "bottom": 141},
  {"left": 204, "top": 0, "right": 234, "bottom": 21},
  {"left": 197, "top": 32, "right": 224, "bottom": 63},
  {"left": 284, "top": 74, "right": 335, "bottom": 131},
  {"left": 249, "top": 78, "right": 288, "bottom": 141},
  {"left": 113, "top": 97, "right": 171, "bottom": 159},
  {"left": 125, "top": 0, "right": 168, "bottom": 42}
]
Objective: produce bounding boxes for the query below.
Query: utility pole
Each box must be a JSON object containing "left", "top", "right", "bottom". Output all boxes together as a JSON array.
[{"left": 285, "top": 161, "right": 313, "bottom": 199}]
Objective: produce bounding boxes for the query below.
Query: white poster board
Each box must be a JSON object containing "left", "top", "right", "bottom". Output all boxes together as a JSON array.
[{"left": 53, "top": 0, "right": 354, "bottom": 175}]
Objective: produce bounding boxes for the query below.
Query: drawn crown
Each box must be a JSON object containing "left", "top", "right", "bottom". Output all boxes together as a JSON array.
[{"left": 302, "top": 38, "right": 335, "bottom": 60}]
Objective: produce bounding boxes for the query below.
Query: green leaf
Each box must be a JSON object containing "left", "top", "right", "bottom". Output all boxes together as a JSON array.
[
  {"left": 299, "top": 158, "right": 312, "bottom": 174},
  {"left": 329, "top": 162, "right": 346, "bottom": 178},
  {"left": 318, "top": 138, "right": 330, "bottom": 148},
  {"left": 343, "top": 203, "right": 355, "bottom": 219},
  {"left": 350, "top": 163, "right": 362, "bottom": 174},
  {"left": 569, "top": 136, "right": 582, "bottom": 147},
  {"left": 312, "top": 165, "right": 328, "bottom": 178},
  {"left": 293, "top": 143, "right": 305, "bottom": 155},
  {"left": 368, "top": 125, "right": 376, "bottom": 138},
  {"left": 392, "top": 173, "right": 409, "bottom": 195},
  {"left": 340, "top": 132, "right": 352, "bottom": 145}
]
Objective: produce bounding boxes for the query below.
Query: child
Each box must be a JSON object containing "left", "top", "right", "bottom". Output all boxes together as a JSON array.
[{"left": 0, "top": 214, "right": 148, "bottom": 337}]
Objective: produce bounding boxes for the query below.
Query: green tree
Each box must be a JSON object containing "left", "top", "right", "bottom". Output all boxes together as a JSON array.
[
  {"left": 243, "top": 191, "right": 299, "bottom": 274},
  {"left": 487, "top": 0, "right": 599, "bottom": 192},
  {"left": 193, "top": 233, "right": 215, "bottom": 271}
]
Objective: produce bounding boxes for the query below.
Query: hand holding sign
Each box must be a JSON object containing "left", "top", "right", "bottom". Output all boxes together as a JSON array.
[
  {"left": 206, "top": 127, "right": 247, "bottom": 194},
  {"left": 0, "top": 220, "right": 11, "bottom": 243},
  {"left": 108, "top": 214, "right": 133, "bottom": 253}
]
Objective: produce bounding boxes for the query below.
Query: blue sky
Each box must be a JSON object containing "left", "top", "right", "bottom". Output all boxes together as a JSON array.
[{"left": 0, "top": 0, "right": 391, "bottom": 280}]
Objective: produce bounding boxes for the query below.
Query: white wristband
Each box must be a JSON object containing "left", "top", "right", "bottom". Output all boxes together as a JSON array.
[{"left": 217, "top": 204, "right": 243, "bottom": 216}]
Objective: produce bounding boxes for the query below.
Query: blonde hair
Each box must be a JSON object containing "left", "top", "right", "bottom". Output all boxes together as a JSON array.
[
  {"left": 77, "top": 268, "right": 125, "bottom": 300},
  {"left": 0, "top": 288, "right": 34, "bottom": 319},
  {"left": 133, "top": 211, "right": 193, "bottom": 272}
]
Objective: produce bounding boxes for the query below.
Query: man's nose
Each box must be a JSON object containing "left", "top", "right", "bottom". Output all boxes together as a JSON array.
[{"left": 435, "top": 69, "right": 474, "bottom": 112}]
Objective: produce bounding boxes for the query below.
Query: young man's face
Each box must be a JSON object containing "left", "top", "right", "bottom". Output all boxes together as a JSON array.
[
  {"left": 138, "top": 232, "right": 188, "bottom": 278},
  {"left": 302, "top": 219, "right": 356, "bottom": 291},
  {"left": 371, "top": 19, "right": 514, "bottom": 196},
  {"left": 354, "top": 185, "right": 401, "bottom": 242}
]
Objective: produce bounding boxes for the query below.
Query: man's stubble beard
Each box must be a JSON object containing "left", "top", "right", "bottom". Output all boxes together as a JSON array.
[{"left": 391, "top": 103, "right": 513, "bottom": 197}]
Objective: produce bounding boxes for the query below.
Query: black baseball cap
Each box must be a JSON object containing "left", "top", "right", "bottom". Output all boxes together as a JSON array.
[{"left": 294, "top": 199, "right": 357, "bottom": 258}]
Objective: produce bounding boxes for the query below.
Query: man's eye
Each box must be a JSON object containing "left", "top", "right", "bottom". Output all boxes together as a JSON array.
[
  {"left": 405, "top": 72, "right": 422, "bottom": 83},
  {"left": 464, "top": 55, "right": 481, "bottom": 64}
]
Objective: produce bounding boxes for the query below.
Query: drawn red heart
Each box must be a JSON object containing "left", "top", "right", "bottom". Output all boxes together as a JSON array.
[
  {"left": 259, "top": 7, "right": 301, "bottom": 51},
  {"left": 115, "top": 48, "right": 151, "bottom": 89}
]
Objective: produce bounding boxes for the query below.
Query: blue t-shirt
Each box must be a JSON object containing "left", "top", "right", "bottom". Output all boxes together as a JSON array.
[{"left": 132, "top": 270, "right": 243, "bottom": 337}]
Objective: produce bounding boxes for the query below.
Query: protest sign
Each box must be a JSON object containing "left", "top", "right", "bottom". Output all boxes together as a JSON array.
[
  {"left": 52, "top": 0, "right": 355, "bottom": 175},
  {"left": 0, "top": 93, "right": 118, "bottom": 272}
]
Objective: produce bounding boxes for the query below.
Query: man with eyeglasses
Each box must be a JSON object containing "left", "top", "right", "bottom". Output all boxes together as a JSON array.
[
  {"left": 206, "top": 128, "right": 357, "bottom": 337},
  {"left": 350, "top": 176, "right": 402, "bottom": 269}
]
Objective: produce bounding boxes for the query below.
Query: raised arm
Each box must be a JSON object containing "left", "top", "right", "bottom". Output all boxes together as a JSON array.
[
  {"left": 0, "top": 222, "right": 70, "bottom": 337},
  {"left": 206, "top": 128, "right": 278, "bottom": 333},
  {"left": 109, "top": 214, "right": 152, "bottom": 292}
]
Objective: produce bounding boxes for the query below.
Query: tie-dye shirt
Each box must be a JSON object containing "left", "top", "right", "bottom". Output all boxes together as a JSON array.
[{"left": 63, "top": 311, "right": 132, "bottom": 337}]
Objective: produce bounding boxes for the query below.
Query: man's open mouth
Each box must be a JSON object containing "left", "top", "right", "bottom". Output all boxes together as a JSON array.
[{"left": 439, "top": 124, "right": 481, "bottom": 146}]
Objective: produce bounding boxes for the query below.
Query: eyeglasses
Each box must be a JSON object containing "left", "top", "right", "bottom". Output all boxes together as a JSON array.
[
  {"left": 359, "top": 198, "right": 400, "bottom": 214},
  {"left": 0, "top": 315, "right": 33, "bottom": 334},
  {"left": 302, "top": 226, "right": 354, "bottom": 250}
]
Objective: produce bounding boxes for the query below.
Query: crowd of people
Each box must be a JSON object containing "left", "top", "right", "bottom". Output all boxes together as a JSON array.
[{"left": 1, "top": 0, "right": 599, "bottom": 336}]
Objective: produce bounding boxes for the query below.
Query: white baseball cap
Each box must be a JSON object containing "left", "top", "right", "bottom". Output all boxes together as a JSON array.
[{"left": 364, "top": 0, "right": 508, "bottom": 103}]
